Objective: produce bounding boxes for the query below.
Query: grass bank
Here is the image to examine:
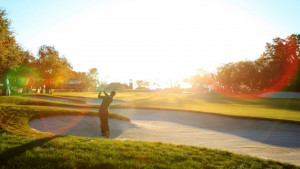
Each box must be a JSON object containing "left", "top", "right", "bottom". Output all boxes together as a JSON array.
[
  {"left": 23, "top": 93, "right": 87, "bottom": 103},
  {"left": 0, "top": 105, "right": 129, "bottom": 138},
  {"left": 0, "top": 129, "right": 298, "bottom": 169},
  {"left": 0, "top": 96, "right": 130, "bottom": 138},
  {"left": 0, "top": 96, "right": 96, "bottom": 108}
]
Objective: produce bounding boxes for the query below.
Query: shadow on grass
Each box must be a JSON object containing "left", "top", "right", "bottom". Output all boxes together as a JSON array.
[{"left": 0, "top": 135, "right": 61, "bottom": 165}]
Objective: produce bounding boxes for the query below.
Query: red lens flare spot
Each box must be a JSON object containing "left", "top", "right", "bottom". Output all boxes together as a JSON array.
[{"left": 212, "top": 48, "right": 299, "bottom": 99}]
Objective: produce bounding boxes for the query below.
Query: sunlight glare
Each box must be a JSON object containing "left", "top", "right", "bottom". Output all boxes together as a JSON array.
[{"left": 27, "top": 0, "right": 280, "bottom": 85}]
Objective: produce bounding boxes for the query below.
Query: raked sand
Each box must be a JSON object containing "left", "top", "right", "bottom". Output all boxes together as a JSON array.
[{"left": 29, "top": 108, "right": 300, "bottom": 166}]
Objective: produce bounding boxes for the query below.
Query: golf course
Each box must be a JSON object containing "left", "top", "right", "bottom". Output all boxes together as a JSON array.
[
  {"left": 1, "top": 91, "right": 300, "bottom": 168},
  {"left": 1, "top": 1, "right": 300, "bottom": 168}
]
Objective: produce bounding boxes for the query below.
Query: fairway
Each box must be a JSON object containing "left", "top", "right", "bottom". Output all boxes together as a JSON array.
[{"left": 54, "top": 91, "right": 300, "bottom": 123}]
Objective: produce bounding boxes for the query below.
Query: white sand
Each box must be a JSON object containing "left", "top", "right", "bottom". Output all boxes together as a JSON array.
[{"left": 29, "top": 108, "right": 300, "bottom": 166}]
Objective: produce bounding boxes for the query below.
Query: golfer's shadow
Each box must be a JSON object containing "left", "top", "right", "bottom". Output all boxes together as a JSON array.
[{"left": 0, "top": 134, "right": 63, "bottom": 166}]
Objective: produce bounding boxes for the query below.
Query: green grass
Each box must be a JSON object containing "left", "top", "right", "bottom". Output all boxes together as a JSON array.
[
  {"left": 53, "top": 91, "right": 300, "bottom": 123},
  {"left": 0, "top": 129, "right": 298, "bottom": 169},
  {"left": 53, "top": 92, "right": 100, "bottom": 98},
  {"left": 0, "top": 96, "right": 97, "bottom": 108}
]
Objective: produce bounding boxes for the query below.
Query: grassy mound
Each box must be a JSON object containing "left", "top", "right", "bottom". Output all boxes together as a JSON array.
[
  {"left": 23, "top": 93, "right": 87, "bottom": 103},
  {"left": 0, "top": 96, "right": 95, "bottom": 108}
]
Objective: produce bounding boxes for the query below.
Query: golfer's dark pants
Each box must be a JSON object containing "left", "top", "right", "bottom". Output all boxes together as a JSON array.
[
  {"left": 99, "top": 109, "right": 109, "bottom": 135},
  {"left": 3, "top": 86, "right": 7, "bottom": 96}
]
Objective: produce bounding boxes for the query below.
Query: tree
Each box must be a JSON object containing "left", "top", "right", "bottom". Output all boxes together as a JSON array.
[
  {"left": 0, "top": 9, "right": 23, "bottom": 78},
  {"left": 135, "top": 80, "right": 150, "bottom": 89},
  {"left": 143, "top": 81, "right": 150, "bottom": 88},
  {"left": 6, "top": 51, "right": 37, "bottom": 91},
  {"left": 136, "top": 80, "right": 144, "bottom": 88},
  {"left": 233, "top": 61, "right": 257, "bottom": 92},
  {"left": 185, "top": 69, "right": 212, "bottom": 91},
  {"left": 35, "top": 45, "right": 72, "bottom": 88},
  {"left": 258, "top": 34, "right": 299, "bottom": 91},
  {"left": 89, "top": 68, "right": 100, "bottom": 91},
  {"left": 214, "top": 34, "right": 300, "bottom": 94},
  {"left": 215, "top": 63, "right": 237, "bottom": 92},
  {"left": 69, "top": 69, "right": 100, "bottom": 92}
]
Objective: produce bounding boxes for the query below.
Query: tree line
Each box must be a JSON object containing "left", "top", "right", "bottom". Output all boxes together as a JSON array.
[
  {"left": 186, "top": 34, "right": 300, "bottom": 94},
  {"left": 0, "top": 9, "right": 99, "bottom": 92}
]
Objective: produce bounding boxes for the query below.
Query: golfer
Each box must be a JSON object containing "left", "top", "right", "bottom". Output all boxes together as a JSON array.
[
  {"left": 98, "top": 90, "right": 116, "bottom": 138},
  {"left": 3, "top": 76, "right": 10, "bottom": 96}
]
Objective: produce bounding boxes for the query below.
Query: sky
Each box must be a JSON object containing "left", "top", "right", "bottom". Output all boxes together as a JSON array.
[{"left": 1, "top": 0, "right": 300, "bottom": 88}]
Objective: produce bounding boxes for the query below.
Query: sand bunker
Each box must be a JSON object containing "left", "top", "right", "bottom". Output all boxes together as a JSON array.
[
  {"left": 29, "top": 108, "right": 300, "bottom": 165},
  {"left": 30, "top": 115, "right": 137, "bottom": 138}
]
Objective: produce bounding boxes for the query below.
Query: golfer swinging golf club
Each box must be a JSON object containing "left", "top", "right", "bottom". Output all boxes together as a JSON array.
[{"left": 98, "top": 89, "right": 116, "bottom": 138}]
